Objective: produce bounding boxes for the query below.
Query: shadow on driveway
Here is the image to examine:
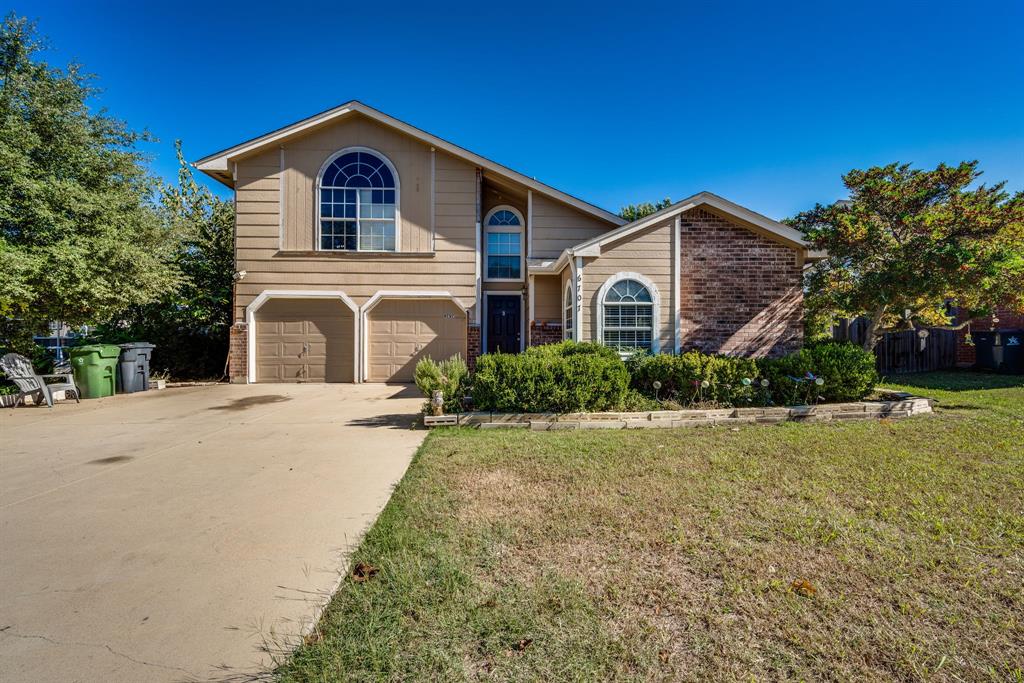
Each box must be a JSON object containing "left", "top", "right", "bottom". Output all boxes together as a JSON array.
[{"left": 208, "top": 395, "right": 291, "bottom": 411}]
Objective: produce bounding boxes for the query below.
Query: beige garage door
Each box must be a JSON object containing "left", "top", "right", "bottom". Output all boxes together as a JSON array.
[
  {"left": 367, "top": 299, "right": 466, "bottom": 382},
  {"left": 254, "top": 298, "right": 354, "bottom": 382}
]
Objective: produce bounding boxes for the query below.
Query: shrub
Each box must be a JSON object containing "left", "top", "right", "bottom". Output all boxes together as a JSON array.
[
  {"left": 628, "top": 351, "right": 759, "bottom": 406},
  {"left": 472, "top": 341, "right": 629, "bottom": 413},
  {"left": 756, "top": 341, "right": 878, "bottom": 404},
  {"left": 629, "top": 343, "right": 878, "bottom": 408},
  {"left": 413, "top": 354, "right": 469, "bottom": 414},
  {"left": 804, "top": 341, "right": 879, "bottom": 401},
  {"left": 756, "top": 353, "right": 815, "bottom": 406}
]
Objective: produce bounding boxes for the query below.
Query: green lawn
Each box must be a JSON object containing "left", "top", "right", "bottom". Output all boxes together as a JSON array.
[{"left": 280, "top": 372, "right": 1024, "bottom": 682}]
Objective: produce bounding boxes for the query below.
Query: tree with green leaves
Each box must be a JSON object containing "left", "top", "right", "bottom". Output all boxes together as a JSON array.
[
  {"left": 620, "top": 197, "right": 673, "bottom": 222},
  {"left": 0, "top": 14, "right": 179, "bottom": 335},
  {"left": 791, "top": 162, "right": 1024, "bottom": 351},
  {"left": 100, "top": 143, "right": 235, "bottom": 378}
]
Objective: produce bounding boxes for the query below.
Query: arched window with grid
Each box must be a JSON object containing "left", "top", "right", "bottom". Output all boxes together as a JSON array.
[
  {"left": 318, "top": 149, "right": 399, "bottom": 251},
  {"left": 601, "top": 278, "right": 655, "bottom": 351}
]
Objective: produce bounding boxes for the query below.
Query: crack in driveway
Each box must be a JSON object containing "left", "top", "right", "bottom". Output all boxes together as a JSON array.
[{"left": 0, "top": 627, "right": 200, "bottom": 679}]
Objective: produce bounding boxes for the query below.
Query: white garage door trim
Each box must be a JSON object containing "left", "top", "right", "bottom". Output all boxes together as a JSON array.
[
  {"left": 246, "top": 290, "right": 360, "bottom": 384},
  {"left": 360, "top": 290, "right": 468, "bottom": 383}
]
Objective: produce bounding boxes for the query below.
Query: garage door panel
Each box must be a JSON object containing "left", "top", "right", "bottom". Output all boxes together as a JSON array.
[
  {"left": 256, "top": 321, "right": 282, "bottom": 336},
  {"left": 254, "top": 298, "right": 354, "bottom": 383},
  {"left": 367, "top": 299, "right": 466, "bottom": 382},
  {"left": 393, "top": 320, "right": 418, "bottom": 335}
]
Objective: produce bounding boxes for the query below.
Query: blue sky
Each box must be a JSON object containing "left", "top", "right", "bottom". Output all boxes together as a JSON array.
[{"left": 18, "top": 0, "right": 1024, "bottom": 219}]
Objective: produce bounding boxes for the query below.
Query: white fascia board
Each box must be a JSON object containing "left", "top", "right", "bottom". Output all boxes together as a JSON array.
[
  {"left": 527, "top": 251, "right": 571, "bottom": 275},
  {"left": 193, "top": 101, "right": 625, "bottom": 226},
  {"left": 568, "top": 191, "right": 815, "bottom": 255}
]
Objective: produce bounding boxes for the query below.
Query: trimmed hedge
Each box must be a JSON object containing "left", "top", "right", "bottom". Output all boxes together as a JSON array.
[
  {"left": 472, "top": 341, "right": 630, "bottom": 413},
  {"left": 627, "top": 350, "right": 759, "bottom": 406},
  {"left": 758, "top": 342, "right": 879, "bottom": 405},
  {"left": 465, "top": 341, "right": 878, "bottom": 414},
  {"left": 628, "top": 342, "right": 878, "bottom": 407}
]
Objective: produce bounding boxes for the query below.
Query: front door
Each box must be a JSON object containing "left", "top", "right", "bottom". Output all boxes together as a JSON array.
[{"left": 486, "top": 296, "right": 521, "bottom": 354}]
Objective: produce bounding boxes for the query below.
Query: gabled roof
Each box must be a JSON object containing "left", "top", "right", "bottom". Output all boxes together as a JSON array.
[
  {"left": 529, "top": 191, "right": 824, "bottom": 273},
  {"left": 193, "top": 100, "right": 626, "bottom": 227}
]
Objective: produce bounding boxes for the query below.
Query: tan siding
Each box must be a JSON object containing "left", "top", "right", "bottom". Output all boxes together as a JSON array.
[
  {"left": 274, "top": 115, "right": 433, "bottom": 253},
  {"left": 532, "top": 274, "right": 561, "bottom": 324},
  {"left": 233, "top": 113, "right": 477, "bottom": 322},
  {"left": 531, "top": 194, "right": 617, "bottom": 258},
  {"left": 581, "top": 218, "right": 674, "bottom": 351}
]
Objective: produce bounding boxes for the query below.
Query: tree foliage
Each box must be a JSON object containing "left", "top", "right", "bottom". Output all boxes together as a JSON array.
[
  {"left": 620, "top": 197, "right": 673, "bottom": 222},
  {"left": 0, "top": 14, "right": 179, "bottom": 330},
  {"left": 97, "top": 143, "right": 235, "bottom": 378},
  {"left": 791, "top": 162, "right": 1024, "bottom": 350}
]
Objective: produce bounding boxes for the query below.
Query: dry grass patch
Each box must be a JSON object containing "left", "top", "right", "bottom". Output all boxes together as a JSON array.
[{"left": 280, "top": 372, "right": 1024, "bottom": 682}]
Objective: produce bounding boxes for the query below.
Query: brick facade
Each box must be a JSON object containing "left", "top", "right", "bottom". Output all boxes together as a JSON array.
[
  {"left": 228, "top": 322, "right": 248, "bottom": 383},
  {"left": 677, "top": 208, "right": 803, "bottom": 358},
  {"left": 530, "top": 321, "right": 563, "bottom": 347},
  {"left": 466, "top": 323, "right": 481, "bottom": 373},
  {"left": 955, "top": 307, "right": 1024, "bottom": 367}
]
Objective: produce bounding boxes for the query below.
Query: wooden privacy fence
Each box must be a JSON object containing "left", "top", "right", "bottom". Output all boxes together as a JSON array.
[{"left": 835, "top": 319, "right": 957, "bottom": 375}]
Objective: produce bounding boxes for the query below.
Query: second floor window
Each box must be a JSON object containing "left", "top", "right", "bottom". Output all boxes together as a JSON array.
[
  {"left": 319, "top": 149, "right": 398, "bottom": 252},
  {"left": 484, "top": 207, "right": 523, "bottom": 280}
]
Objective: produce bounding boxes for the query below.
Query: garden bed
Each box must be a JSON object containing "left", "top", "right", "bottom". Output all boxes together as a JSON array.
[{"left": 425, "top": 395, "right": 933, "bottom": 429}]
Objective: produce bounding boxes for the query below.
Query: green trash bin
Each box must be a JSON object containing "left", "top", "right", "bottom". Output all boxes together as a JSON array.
[{"left": 70, "top": 345, "right": 120, "bottom": 399}]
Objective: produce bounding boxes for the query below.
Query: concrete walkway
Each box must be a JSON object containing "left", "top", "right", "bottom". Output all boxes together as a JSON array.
[{"left": 0, "top": 383, "right": 426, "bottom": 682}]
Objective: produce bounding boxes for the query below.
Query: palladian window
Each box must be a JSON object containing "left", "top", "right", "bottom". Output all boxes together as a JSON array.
[{"left": 319, "top": 149, "right": 398, "bottom": 251}]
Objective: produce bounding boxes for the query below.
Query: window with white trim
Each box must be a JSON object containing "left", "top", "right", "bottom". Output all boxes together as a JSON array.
[
  {"left": 602, "top": 279, "right": 653, "bottom": 350},
  {"left": 484, "top": 207, "right": 523, "bottom": 280},
  {"left": 563, "top": 281, "right": 574, "bottom": 340},
  {"left": 318, "top": 150, "right": 398, "bottom": 251}
]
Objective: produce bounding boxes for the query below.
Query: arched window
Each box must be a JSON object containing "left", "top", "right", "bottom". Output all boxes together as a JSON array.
[
  {"left": 563, "top": 281, "right": 574, "bottom": 340},
  {"left": 599, "top": 275, "right": 658, "bottom": 352},
  {"left": 484, "top": 206, "right": 523, "bottom": 281},
  {"left": 318, "top": 148, "right": 399, "bottom": 251}
]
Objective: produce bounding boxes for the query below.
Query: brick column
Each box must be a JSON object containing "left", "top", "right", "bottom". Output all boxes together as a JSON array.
[
  {"left": 228, "top": 322, "right": 248, "bottom": 383},
  {"left": 467, "top": 323, "right": 481, "bottom": 373},
  {"left": 529, "top": 321, "right": 563, "bottom": 347}
]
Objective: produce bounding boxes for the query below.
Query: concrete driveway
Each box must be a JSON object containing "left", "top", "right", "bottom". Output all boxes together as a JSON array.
[{"left": 0, "top": 383, "right": 426, "bottom": 682}]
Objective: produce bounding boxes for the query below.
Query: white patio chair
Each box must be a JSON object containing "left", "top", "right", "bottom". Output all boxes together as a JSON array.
[{"left": 0, "top": 352, "right": 81, "bottom": 408}]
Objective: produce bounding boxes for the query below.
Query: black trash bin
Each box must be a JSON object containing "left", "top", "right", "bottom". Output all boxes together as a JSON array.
[
  {"left": 116, "top": 342, "right": 156, "bottom": 393},
  {"left": 972, "top": 331, "right": 997, "bottom": 371},
  {"left": 1001, "top": 329, "right": 1024, "bottom": 374}
]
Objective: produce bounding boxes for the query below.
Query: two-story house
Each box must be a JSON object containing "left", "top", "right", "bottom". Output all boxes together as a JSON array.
[{"left": 195, "top": 101, "right": 819, "bottom": 384}]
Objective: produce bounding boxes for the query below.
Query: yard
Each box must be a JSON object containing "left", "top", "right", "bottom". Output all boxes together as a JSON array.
[{"left": 279, "top": 372, "right": 1024, "bottom": 682}]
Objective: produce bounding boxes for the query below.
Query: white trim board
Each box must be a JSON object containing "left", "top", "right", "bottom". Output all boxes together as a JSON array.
[
  {"left": 245, "top": 290, "right": 360, "bottom": 385},
  {"left": 193, "top": 100, "right": 625, "bottom": 227},
  {"left": 573, "top": 191, "right": 813, "bottom": 255},
  {"left": 672, "top": 215, "right": 682, "bottom": 354}
]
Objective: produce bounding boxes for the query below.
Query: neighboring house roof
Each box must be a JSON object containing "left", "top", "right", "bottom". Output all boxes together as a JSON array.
[
  {"left": 193, "top": 100, "right": 626, "bottom": 227},
  {"left": 529, "top": 191, "right": 825, "bottom": 273}
]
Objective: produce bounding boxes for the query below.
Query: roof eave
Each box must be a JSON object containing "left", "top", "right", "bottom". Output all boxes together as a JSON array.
[
  {"left": 192, "top": 101, "right": 625, "bottom": 224},
  {"left": 567, "top": 191, "right": 818, "bottom": 257}
]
